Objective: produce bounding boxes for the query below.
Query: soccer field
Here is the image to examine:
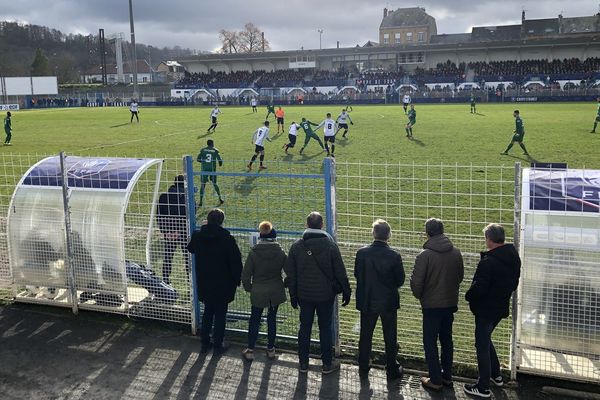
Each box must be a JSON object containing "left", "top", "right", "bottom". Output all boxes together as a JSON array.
[
  {"left": 3, "top": 102, "right": 599, "bottom": 167},
  {"left": 2, "top": 102, "right": 599, "bottom": 373}
]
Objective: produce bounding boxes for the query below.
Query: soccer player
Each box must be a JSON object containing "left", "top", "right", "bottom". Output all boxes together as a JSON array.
[
  {"left": 197, "top": 139, "right": 224, "bottom": 206},
  {"left": 130, "top": 99, "right": 139, "bottom": 123},
  {"left": 406, "top": 104, "right": 416, "bottom": 138},
  {"left": 402, "top": 93, "right": 412, "bottom": 115},
  {"left": 247, "top": 121, "right": 271, "bottom": 171},
  {"left": 3, "top": 111, "right": 12, "bottom": 145},
  {"left": 251, "top": 97, "right": 258, "bottom": 113},
  {"left": 298, "top": 117, "right": 325, "bottom": 154},
  {"left": 470, "top": 93, "right": 477, "bottom": 114},
  {"left": 590, "top": 97, "right": 600, "bottom": 133},
  {"left": 501, "top": 110, "right": 529, "bottom": 156},
  {"left": 284, "top": 121, "right": 301, "bottom": 154},
  {"left": 317, "top": 113, "right": 338, "bottom": 157},
  {"left": 275, "top": 106, "right": 285, "bottom": 134},
  {"left": 336, "top": 109, "right": 353, "bottom": 138},
  {"left": 207, "top": 105, "right": 222, "bottom": 133},
  {"left": 344, "top": 95, "right": 353, "bottom": 112},
  {"left": 265, "top": 103, "right": 275, "bottom": 120}
]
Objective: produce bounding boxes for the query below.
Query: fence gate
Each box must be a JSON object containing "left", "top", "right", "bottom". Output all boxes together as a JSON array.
[
  {"left": 516, "top": 166, "right": 600, "bottom": 383},
  {"left": 184, "top": 156, "right": 338, "bottom": 344}
]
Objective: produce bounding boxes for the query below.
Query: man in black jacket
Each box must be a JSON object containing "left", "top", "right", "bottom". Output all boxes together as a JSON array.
[
  {"left": 464, "top": 224, "right": 521, "bottom": 398},
  {"left": 284, "top": 211, "right": 351, "bottom": 375},
  {"left": 354, "top": 219, "right": 404, "bottom": 380},
  {"left": 187, "top": 208, "right": 243, "bottom": 354},
  {"left": 156, "top": 175, "right": 188, "bottom": 285}
]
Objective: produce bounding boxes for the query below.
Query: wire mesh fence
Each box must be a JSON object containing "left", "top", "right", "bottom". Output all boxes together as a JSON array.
[{"left": 334, "top": 161, "right": 517, "bottom": 368}]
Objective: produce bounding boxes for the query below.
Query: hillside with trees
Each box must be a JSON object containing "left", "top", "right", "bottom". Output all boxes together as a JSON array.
[{"left": 0, "top": 21, "right": 195, "bottom": 83}]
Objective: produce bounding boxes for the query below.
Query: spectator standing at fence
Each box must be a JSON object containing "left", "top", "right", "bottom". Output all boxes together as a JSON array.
[
  {"left": 406, "top": 105, "right": 416, "bottom": 138},
  {"left": 207, "top": 105, "right": 222, "bottom": 133},
  {"left": 130, "top": 99, "right": 139, "bottom": 123},
  {"left": 463, "top": 224, "right": 521, "bottom": 398},
  {"left": 197, "top": 139, "right": 224, "bottom": 207},
  {"left": 298, "top": 117, "right": 325, "bottom": 154},
  {"left": 283, "top": 121, "right": 301, "bottom": 154},
  {"left": 3, "top": 111, "right": 12, "bottom": 145},
  {"left": 355, "top": 219, "right": 405, "bottom": 381},
  {"left": 410, "top": 218, "right": 464, "bottom": 391},
  {"left": 275, "top": 106, "right": 285, "bottom": 134},
  {"left": 241, "top": 221, "right": 287, "bottom": 361},
  {"left": 501, "top": 110, "right": 529, "bottom": 156},
  {"left": 284, "top": 211, "right": 351, "bottom": 374},
  {"left": 247, "top": 121, "right": 271, "bottom": 171},
  {"left": 156, "top": 175, "right": 189, "bottom": 285},
  {"left": 590, "top": 97, "right": 600, "bottom": 133},
  {"left": 187, "top": 208, "right": 243, "bottom": 354}
]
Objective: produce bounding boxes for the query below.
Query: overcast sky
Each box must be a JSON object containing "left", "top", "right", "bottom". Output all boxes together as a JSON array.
[{"left": 2, "top": 1, "right": 598, "bottom": 52}]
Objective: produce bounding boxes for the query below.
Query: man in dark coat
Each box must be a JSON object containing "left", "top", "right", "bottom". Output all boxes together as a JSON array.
[
  {"left": 354, "top": 219, "right": 405, "bottom": 380},
  {"left": 284, "top": 211, "right": 351, "bottom": 375},
  {"left": 411, "top": 218, "right": 464, "bottom": 391},
  {"left": 156, "top": 175, "right": 188, "bottom": 285},
  {"left": 464, "top": 223, "right": 521, "bottom": 398},
  {"left": 187, "top": 208, "right": 243, "bottom": 354}
]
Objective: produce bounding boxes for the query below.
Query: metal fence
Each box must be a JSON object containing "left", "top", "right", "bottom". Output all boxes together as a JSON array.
[{"left": 2, "top": 154, "right": 599, "bottom": 383}]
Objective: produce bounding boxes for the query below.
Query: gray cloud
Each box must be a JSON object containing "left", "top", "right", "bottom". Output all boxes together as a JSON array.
[{"left": 2, "top": 0, "right": 597, "bottom": 51}]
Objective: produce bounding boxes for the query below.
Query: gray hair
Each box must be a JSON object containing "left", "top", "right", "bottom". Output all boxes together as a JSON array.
[
  {"left": 483, "top": 223, "right": 505, "bottom": 244},
  {"left": 425, "top": 218, "right": 444, "bottom": 237},
  {"left": 372, "top": 219, "right": 391, "bottom": 241}
]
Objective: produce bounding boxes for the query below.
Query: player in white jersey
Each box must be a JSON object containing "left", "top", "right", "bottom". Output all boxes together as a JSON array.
[
  {"left": 402, "top": 94, "right": 412, "bottom": 114},
  {"left": 130, "top": 99, "right": 139, "bottom": 123},
  {"left": 247, "top": 121, "right": 271, "bottom": 171},
  {"left": 207, "top": 106, "right": 222, "bottom": 133},
  {"left": 335, "top": 109, "right": 354, "bottom": 138},
  {"left": 283, "top": 121, "right": 301, "bottom": 154},
  {"left": 317, "top": 113, "right": 338, "bottom": 157},
  {"left": 251, "top": 97, "right": 258, "bottom": 113}
]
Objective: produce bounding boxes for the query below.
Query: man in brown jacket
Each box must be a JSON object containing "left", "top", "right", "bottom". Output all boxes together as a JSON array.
[{"left": 410, "top": 218, "right": 464, "bottom": 391}]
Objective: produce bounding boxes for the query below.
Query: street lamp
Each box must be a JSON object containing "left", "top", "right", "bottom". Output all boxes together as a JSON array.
[
  {"left": 318, "top": 29, "right": 324, "bottom": 50},
  {"left": 128, "top": 0, "right": 139, "bottom": 99}
]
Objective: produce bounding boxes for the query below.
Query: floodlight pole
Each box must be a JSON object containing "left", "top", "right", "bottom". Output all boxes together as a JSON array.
[
  {"left": 128, "top": 0, "right": 139, "bottom": 99},
  {"left": 318, "top": 29, "right": 324, "bottom": 50}
]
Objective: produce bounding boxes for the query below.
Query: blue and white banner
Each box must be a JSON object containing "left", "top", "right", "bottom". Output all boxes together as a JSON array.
[
  {"left": 23, "top": 156, "right": 154, "bottom": 190},
  {"left": 0, "top": 104, "right": 19, "bottom": 111},
  {"left": 527, "top": 169, "right": 600, "bottom": 213}
]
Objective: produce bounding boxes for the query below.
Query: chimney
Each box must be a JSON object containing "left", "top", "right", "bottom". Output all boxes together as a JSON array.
[
  {"left": 558, "top": 13, "right": 563, "bottom": 34},
  {"left": 337, "top": 41, "right": 340, "bottom": 48},
  {"left": 384, "top": 8, "right": 388, "bottom": 18},
  {"left": 522, "top": 9, "right": 526, "bottom": 22}
]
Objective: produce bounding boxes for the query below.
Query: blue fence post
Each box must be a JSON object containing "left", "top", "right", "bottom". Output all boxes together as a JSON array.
[
  {"left": 183, "top": 155, "right": 199, "bottom": 335},
  {"left": 323, "top": 157, "right": 341, "bottom": 356}
]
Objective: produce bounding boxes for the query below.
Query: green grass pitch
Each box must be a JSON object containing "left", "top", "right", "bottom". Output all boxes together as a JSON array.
[{"left": 2, "top": 102, "right": 599, "bottom": 372}]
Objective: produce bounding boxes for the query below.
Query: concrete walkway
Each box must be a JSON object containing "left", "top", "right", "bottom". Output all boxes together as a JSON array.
[{"left": 0, "top": 303, "right": 585, "bottom": 399}]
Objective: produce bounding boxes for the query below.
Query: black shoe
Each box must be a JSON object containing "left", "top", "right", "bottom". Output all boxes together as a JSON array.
[
  {"left": 299, "top": 362, "right": 309, "bottom": 373},
  {"left": 322, "top": 360, "right": 341, "bottom": 375},
  {"left": 386, "top": 366, "right": 403, "bottom": 381},
  {"left": 213, "top": 342, "right": 230, "bottom": 355},
  {"left": 490, "top": 376, "right": 504, "bottom": 387},
  {"left": 217, "top": 199, "right": 224, "bottom": 206},
  {"left": 463, "top": 383, "right": 491, "bottom": 398}
]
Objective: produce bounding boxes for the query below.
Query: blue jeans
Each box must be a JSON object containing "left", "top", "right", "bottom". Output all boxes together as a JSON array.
[
  {"left": 201, "top": 302, "right": 228, "bottom": 347},
  {"left": 475, "top": 316, "right": 502, "bottom": 390},
  {"left": 422, "top": 307, "right": 456, "bottom": 385},
  {"left": 247, "top": 304, "right": 278, "bottom": 349},
  {"left": 298, "top": 298, "right": 334, "bottom": 365}
]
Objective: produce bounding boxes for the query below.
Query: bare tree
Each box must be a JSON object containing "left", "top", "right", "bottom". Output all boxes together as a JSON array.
[
  {"left": 238, "top": 23, "right": 270, "bottom": 53},
  {"left": 218, "top": 29, "right": 239, "bottom": 53}
]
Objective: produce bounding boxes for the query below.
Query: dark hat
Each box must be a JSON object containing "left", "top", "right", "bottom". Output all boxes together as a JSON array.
[{"left": 175, "top": 174, "right": 185, "bottom": 184}]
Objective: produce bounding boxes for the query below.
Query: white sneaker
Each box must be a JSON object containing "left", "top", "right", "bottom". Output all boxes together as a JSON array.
[{"left": 241, "top": 348, "right": 254, "bottom": 361}]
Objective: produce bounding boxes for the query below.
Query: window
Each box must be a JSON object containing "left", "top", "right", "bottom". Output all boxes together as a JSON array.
[
  {"left": 395, "top": 33, "right": 401, "bottom": 44},
  {"left": 417, "top": 32, "right": 425, "bottom": 42},
  {"left": 406, "top": 32, "right": 413, "bottom": 42},
  {"left": 383, "top": 33, "right": 389, "bottom": 44}
]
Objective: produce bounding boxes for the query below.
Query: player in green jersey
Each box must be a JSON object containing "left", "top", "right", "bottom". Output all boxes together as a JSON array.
[
  {"left": 3, "top": 111, "right": 12, "bottom": 145},
  {"left": 501, "top": 110, "right": 529, "bottom": 156},
  {"left": 470, "top": 93, "right": 476, "bottom": 114},
  {"left": 298, "top": 117, "right": 325, "bottom": 154},
  {"left": 405, "top": 105, "right": 416, "bottom": 138},
  {"left": 265, "top": 104, "right": 276, "bottom": 120},
  {"left": 197, "top": 139, "right": 224, "bottom": 206},
  {"left": 590, "top": 97, "right": 600, "bottom": 133}
]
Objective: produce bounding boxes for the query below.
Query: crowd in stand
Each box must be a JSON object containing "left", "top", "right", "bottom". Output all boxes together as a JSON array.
[
  {"left": 357, "top": 69, "right": 404, "bottom": 87},
  {"left": 470, "top": 57, "right": 600, "bottom": 78},
  {"left": 173, "top": 203, "right": 521, "bottom": 397},
  {"left": 258, "top": 70, "right": 305, "bottom": 86}
]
